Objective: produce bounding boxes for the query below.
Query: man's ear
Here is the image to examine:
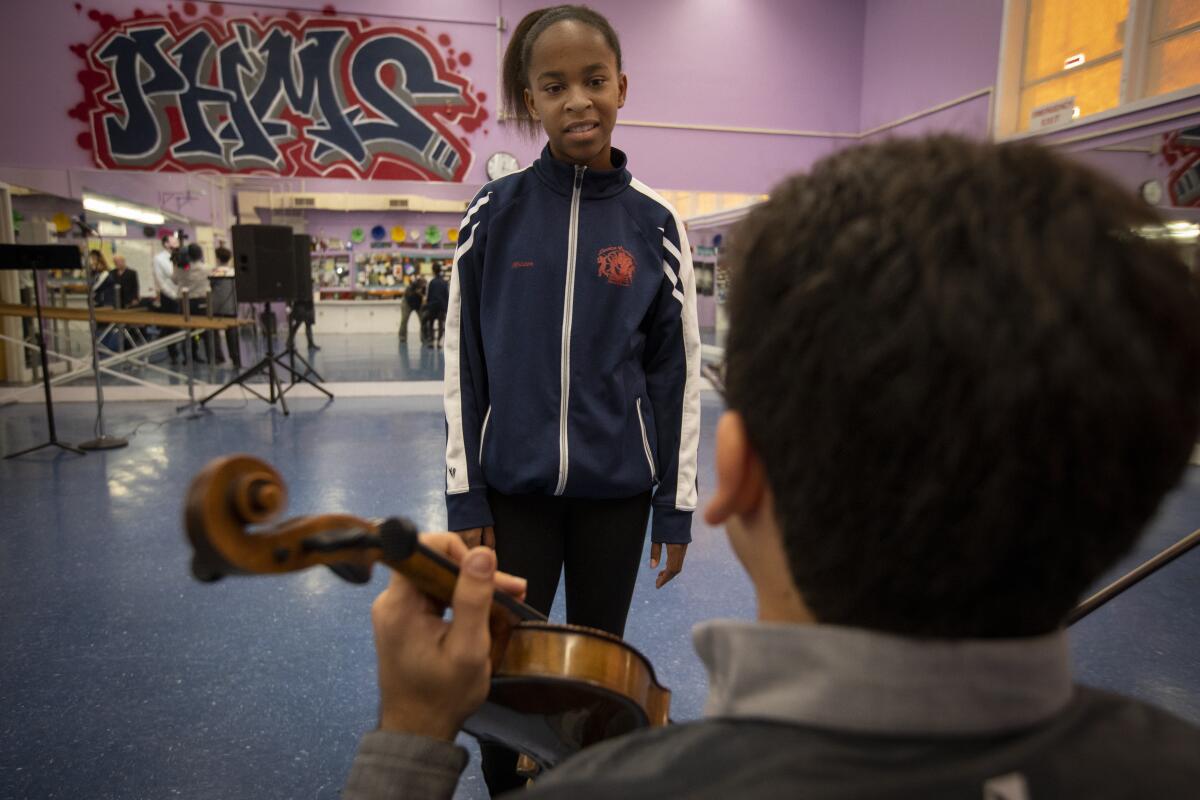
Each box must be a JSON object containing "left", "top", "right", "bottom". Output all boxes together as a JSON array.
[
  {"left": 705, "top": 411, "right": 768, "bottom": 526},
  {"left": 617, "top": 72, "right": 627, "bottom": 109},
  {"left": 523, "top": 87, "right": 540, "bottom": 121}
]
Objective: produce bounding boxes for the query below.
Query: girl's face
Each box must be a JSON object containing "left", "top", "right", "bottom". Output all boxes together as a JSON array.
[{"left": 523, "top": 20, "right": 627, "bottom": 171}]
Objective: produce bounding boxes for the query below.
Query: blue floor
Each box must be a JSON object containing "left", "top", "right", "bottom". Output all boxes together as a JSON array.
[{"left": 0, "top": 396, "right": 1198, "bottom": 799}]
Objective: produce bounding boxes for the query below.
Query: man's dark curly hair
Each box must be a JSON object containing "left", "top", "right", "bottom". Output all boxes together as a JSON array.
[{"left": 725, "top": 135, "right": 1200, "bottom": 639}]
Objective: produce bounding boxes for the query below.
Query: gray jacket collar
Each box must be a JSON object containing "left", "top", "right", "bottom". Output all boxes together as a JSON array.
[{"left": 693, "top": 620, "right": 1073, "bottom": 736}]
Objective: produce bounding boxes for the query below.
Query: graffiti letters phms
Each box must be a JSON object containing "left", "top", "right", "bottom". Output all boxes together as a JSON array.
[{"left": 72, "top": 10, "right": 486, "bottom": 180}]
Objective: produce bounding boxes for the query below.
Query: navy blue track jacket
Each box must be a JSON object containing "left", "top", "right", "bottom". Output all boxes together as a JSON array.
[{"left": 443, "top": 145, "right": 702, "bottom": 544}]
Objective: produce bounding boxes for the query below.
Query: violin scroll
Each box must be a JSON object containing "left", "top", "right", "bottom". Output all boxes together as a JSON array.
[{"left": 184, "top": 454, "right": 381, "bottom": 583}]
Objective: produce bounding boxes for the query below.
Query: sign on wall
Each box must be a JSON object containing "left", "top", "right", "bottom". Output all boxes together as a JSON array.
[
  {"left": 69, "top": 3, "right": 489, "bottom": 180},
  {"left": 1028, "top": 97, "right": 1076, "bottom": 132}
]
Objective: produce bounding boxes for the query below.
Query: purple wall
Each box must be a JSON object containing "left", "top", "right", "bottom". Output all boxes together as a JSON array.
[
  {"left": 859, "top": 0, "right": 1003, "bottom": 134},
  {"left": 0, "top": 0, "right": 866, "bottom": 198}
]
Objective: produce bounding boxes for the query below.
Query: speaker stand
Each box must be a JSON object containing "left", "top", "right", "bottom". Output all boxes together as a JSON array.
[
  {"left": 199, "top": 304, "right": 290, "bottom": 415},
  {"left": 276, "top": 312, "right": 333, "bottom": 400}
]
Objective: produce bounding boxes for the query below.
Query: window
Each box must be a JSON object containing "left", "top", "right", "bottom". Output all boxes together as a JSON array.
[
  {"left": 1018, "top": 0, "right": 1128, "bottom": 128},
  {"left": 1145, "top": 0, "right": 1200, "bottom": 96},
  {"left": 998, "top": 0, "right": 1200, "bottom": 136}
]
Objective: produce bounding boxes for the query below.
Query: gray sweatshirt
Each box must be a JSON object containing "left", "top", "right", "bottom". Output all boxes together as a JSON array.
[{"left": 343, "top": 620, "right": 1200, "bottom": 799}]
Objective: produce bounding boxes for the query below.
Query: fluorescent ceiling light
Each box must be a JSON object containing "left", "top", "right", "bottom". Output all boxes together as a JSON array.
[{"left": 82, "top": 194, "right": 166, "bottom": 226}]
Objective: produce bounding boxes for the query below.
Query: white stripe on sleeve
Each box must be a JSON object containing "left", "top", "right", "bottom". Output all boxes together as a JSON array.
[{"left": 443, "top": 220, "right": 481, "bottom": 495}]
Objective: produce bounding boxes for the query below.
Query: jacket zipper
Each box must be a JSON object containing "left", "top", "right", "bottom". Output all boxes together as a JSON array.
[
  {"left": 479, "top": 406, "right": 491, "bottom": 465},
  {"left": 636, "top": 397, "right": 657, "bottom": 482},
  {"left": 554, "top": 165, "right": 586, "bottom": 496}
]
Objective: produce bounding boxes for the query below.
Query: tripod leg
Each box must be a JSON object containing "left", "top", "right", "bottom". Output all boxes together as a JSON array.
[
  {"left": 199, "top": 357, "right": 270, "bottom": 406},
  {"left": 266, "top": 354, "right": 289, "bottom": 415},
  {"left": 275, "top": 351, "right": 332, "bottom": 398}
]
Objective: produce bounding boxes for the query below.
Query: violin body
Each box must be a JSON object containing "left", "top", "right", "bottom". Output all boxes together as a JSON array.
[
  {"left": 472, "top": 622, "right": 669, "bottom": 766},
  {"left": 184, "top": 455, "right": 670, "bottom": 768}
]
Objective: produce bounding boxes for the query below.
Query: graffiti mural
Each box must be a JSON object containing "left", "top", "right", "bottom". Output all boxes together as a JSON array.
[
  {"left": 69, "top": 3, "right": 489, "bottom": 180},
  {"left": 1161, "top": 128, "right": 1200, "bottom": 207}
]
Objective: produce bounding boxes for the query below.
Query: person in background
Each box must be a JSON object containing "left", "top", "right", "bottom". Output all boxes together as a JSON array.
[
  {"left": 88, "top": 249, "right": 121, "bottom": 351},
  {"left": 441, "top": 6, "right": 701, "bottom": 792},
  {"left": 291, "top": 293, "right": 319, "bottom": 351},
  {"left": 88, "top": 249, "right": 114, "bottom": 307},
  {"left": 110, "top": 255, "right": 141, "bottom": 309},
  {"left": 423, "top": 268, "right": 448, "bottom": 348},
  {"left": 345, "top": 135, "right": 1200, "bottom": 799},
  {"left": 400, "top": 275, "right": 426, "bottom": 343},
  {"left": 152, "top": 234, "right": 181, "bottom": 363},
  {"left": 175, "top": 243, "right": 222, "bottom": 364},
  {"left": 213, "top": 245, "right": 242, "bottom": 368}
]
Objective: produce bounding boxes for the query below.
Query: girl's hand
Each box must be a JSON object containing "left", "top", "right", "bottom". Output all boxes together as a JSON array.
[
  {"left": 650, "top": 543, "right": 688, "bottom": 588},
  {"left": 455, "top": 526, "right": 495, "bottom": 549}
]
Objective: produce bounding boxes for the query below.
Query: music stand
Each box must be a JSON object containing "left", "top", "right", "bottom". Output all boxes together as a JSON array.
[{"left": 0, "top": 244, "right": 86, "bottom": 458}]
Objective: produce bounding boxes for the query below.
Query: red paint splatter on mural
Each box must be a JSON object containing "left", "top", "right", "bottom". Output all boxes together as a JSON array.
[
  {"left": 77, "top": 132, "right": 93, "bottom": 151},
  {"left": 459, "top": 106, "right": 489, "bottom": 133},
  {"left": 78, "top": 68, "right": 106, "bottom": 93},
  {"left": 169, "top": 11, "right": 187, "bottom": 27},
  {"left": 68, "top": 102, "right": 90, "bottom": 121},
  {"left": 182, "top": 1, "right": 197, "bottom": 15},
  {"left": 69, "top": 43, "right": 87, "bottom": 58},
  {"left": 133, "top": 8, "right": 146, "bottom": 18},
  {"left": 322, "top": 4, "right": 337, "bottom": 15},
  {"left": 286, "top": 10, "right": 302, "bottom": 23},
  {"left": 86, "top": 9, "right": 119, "bottom": 30},
  {"left": 74, "top": 2, "right": 82, "bottom": 10},
  {"left": 210, "top": 3, "right": 224, "bottom": 15},
  {"left": 459, "top": 51, "right": 472, "bottom": 67},
  {"left": 448, "top": 57, "right": 457, "bottom": 71},
  {"left": 438, "top": 33, "right": 451, "bottom": 46},
  {"left": 417, "top": 25, "right": 426, "bottom": 33},
  {"left": 477, "top": 91, "right": 487, "bottom": 102}
]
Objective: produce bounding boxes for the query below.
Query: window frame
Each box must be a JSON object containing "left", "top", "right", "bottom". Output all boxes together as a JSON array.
[{"left": 995, "top": 0, "right": 1200, "bottom": 140}]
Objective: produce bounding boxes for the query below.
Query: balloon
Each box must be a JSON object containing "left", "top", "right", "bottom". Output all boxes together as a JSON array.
[
  {"left": 350, "top": 227, "right": 365, "bottom": 243},
  {"left": 52, "top": 213, "right": 71, "bottom": 234},
  {"left": 391, "top": 225, "right": 406, "bottom": 243}
]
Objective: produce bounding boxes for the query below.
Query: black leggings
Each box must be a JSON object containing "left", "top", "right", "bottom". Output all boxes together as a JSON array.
[{"left": 480, "top": 489, "right": 651, "bottom": 795}]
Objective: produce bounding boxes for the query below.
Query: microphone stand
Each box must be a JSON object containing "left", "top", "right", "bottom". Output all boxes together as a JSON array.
[{"left": 79, "top": 229, "right": 127, "bottom": 451}]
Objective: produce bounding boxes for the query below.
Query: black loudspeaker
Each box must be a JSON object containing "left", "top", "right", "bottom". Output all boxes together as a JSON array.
[
  {"left": 293, "top": 234, "right": 314, "bottom": 301},
  {"left": 232, "top": 224, "right": 296, "bottom": 302}
]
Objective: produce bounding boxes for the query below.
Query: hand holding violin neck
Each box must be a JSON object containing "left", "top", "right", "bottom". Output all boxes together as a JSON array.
[{"left": 183, "top": 454, "right": 545, "bottom": 629}]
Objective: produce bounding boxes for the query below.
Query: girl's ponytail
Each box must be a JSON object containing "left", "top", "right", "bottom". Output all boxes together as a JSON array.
[{"left": 501, "top": 9, "right": 550, "bottom": 136}]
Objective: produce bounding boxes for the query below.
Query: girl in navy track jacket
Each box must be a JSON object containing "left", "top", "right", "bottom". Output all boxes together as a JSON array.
[{"left": 441, "top": 10, "right": 700, "bottom": 789}]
